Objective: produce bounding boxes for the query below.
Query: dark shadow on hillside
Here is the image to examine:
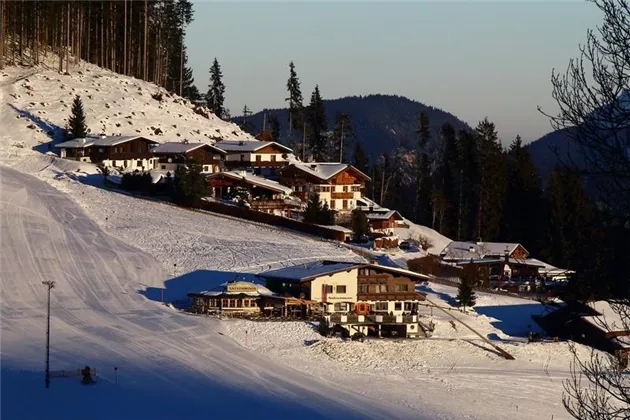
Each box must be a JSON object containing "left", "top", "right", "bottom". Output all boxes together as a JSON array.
[
  {"left": 0, "top": 362, "right": 372, "bottom": 420},
  {"left": 138, "top": 269, "right": 262, "bottom": 303},
  {"left": 416, "top": 282, "right": 458, "bottom": 307},
  {"left": 9, "top": 104, "right": 65, "bottom": 153},
  {"left": 475, "top": 304, "right": 546, "bottom": 338}
]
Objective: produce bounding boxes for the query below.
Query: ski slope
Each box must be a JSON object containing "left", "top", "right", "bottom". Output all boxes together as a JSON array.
[{"left": 0, "top": 166, "right": 425, "bottom": 420}]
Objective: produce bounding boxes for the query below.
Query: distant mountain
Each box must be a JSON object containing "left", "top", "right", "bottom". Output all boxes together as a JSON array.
[
  {"left": 234, "top": 94, "right": 473, "bottom": 160},
  {"left": 527, "top": 90, "right": 630, "bottom": 185}
]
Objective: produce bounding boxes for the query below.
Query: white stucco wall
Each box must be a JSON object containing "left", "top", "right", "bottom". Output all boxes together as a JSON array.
[
  {"left": 309, "top": 268, "right": 359, "bottom": 313},
  {"left": 362, "top": 300, "right": 422, "bottom": 316},
  {"left": 103, "top": 157, "right": 158, "bottom": 171}
]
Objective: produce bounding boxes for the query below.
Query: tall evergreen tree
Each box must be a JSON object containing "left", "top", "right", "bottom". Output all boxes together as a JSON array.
[
  {"left": 456, "top": 129, "right": 478, "bottom": 241},
  {"left": 68, "top": 95, "right": 88, "bottom": 139},
  {"left": 173, "top": 159, "right": 208, "bottom": 207},
  {"left": 474, "top": 118, "right": 507, "bottom": 242},
  {"left": 351, "top": 209, "right": 370, "bottom": 239},
  {"left": 457, "top": 275, "right": 476, "bottom": 310},
  {"left": 438, "top": 122, "right": 460, "bottom": 237},
  {"left": 414, "top": 112, "right": 433, "bottom": 225},
  {"left": 268, "top": 113, "right": 281, "bottom": 142},
  {"left": 353, "top": 142, "right": 369, "bottom": 175},
  {"left": 206, "top": 57, "right": 226, "bottom": 119},
  {"left": 285, "top": 61, "right": 304, "bottom": 135},
  {"left": 239, "top": 105, "right": 255, "bottom": 135},
  {"left": 501, "top": 135, "right": 544, "bottom": 255},
  {"left": 306, "top": 85, "right": 328, "bottom": 161},
  {"left": 329, "top": 113, "right": 354, "bottom": 163}
]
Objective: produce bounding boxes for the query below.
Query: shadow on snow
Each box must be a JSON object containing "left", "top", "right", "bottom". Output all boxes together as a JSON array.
[
  {"left": 475, "top": 304, "right": 546, "bottom": 339},
  {"left": 9, "top": 104, "right": 65, "bottom": 154},
  {"left": 138, "top": 269, "right": 263, "bottom": 304}
]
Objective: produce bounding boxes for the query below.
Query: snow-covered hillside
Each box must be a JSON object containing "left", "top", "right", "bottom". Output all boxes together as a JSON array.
[
  {"left": 0, "top": 59, "right": 593, "bottom": 420},
  {"left": 0, "top": 58, "right": 252, "bottom": 162}
]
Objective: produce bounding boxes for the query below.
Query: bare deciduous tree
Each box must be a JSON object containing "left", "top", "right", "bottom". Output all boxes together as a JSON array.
[{"left": 540, "top": 2, "right": 630, "bottom": 417}]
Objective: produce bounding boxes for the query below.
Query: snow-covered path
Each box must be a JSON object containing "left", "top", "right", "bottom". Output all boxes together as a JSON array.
[{"left": 0, "top": 166, "right": 425, "bottom": 420}]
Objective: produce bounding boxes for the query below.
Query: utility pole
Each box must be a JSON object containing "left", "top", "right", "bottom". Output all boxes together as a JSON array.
[{"left": 42, "top": 280, "right": 55, "bottom": 389}]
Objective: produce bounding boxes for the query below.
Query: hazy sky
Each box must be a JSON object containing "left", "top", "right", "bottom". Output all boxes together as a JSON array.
[{"left": 186, "top": 1, "right": 602, "bottom": 143}]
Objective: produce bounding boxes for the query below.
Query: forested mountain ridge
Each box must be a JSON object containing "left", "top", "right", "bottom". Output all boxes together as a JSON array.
[{"left": 234, "top": 94, "right": 473, "bottom": 159}]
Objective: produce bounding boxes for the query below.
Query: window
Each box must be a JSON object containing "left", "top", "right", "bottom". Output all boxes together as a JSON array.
[
  {"left": 343, "top": 186, "right": 348, "bottom": 192},
  {"left": 240, "top": 154, "right": 245, "bottom": 161},
  {"left": 203, "top": 166, "right": 209, "bottom": 172},
  {"left": 161, "top": 165, "right": 166, "bottom": 170},
  {"left": 336, "top": 285, "right": 346, "bottom": 294},
  {"left": 271, "top": 155, "right": 277, "bottom": 162},
  {"left": 375, "top": 302, "right": 388, "bottom": 311},
  {"left": 351, "top": 185, "right": 360, "bottom": 192},
  {"left": 98, "top": 148, "right": 104, "bottom": 153},
  {"left": 342, "top": 199, "right": 348, "bottom": 209},
  {"left": 325, "top": 285, "right": 333, "bottom": 294},
  {"left": 137, "top": 160, "right": 142, "bottom": 167},
  {"left": 358, "top": 284, "right": 368, "bottom": 293},
  {"left": 256, "top": 155, "right": 262, "bottom": 162},
  {"left": 378, "top": 284, "right": 388, "bottom": 293},
  {"left": 394, "top": 302, "right": 402, "bottom": 311},
  {"left": 138, "top": 147, "right": 142, "bottom": 153},
  {"left": 394, "top": 284, "right": 409, "bottom": 292},
  {"left": 330, "top": 200, "right": 336, "bottom": 209}
]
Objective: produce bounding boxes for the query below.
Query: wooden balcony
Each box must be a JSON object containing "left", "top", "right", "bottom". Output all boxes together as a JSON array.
[
  {"left": 326, "top": 313, "right": 418, "bottom": 324},
  {"left": 331, "top": 192, "right": 355, "bottom": 199}
]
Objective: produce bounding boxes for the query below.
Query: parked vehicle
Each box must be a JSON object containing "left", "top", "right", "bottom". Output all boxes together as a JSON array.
[{"left": 399, "top": 241, "right": 411, "bottom": 250}]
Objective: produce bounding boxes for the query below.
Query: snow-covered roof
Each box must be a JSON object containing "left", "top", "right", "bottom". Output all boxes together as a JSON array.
[
  {"left": 440, "top": 241, "right": 527, "bottom": 261},
  {"left": 215, "top": 140, "right": 292, "bottom": 153},
  {"left": 317, "top": 225, "right": 353, "bottom": 233},
  {"left": 366, "top": 210, "right": 402, "bottom": 221},
  {"left": 455, "top": 258, "right": 544, "bottom": 267},
  {"left": 207, "top": 170, "right": 293, "bottom": 195},
  {"left": 286, "top": 162, "right": 370, "bottom": 182},
  {"left": 259, "top": 261, "right": 362, "bottom": 282},
  {"left": 56, "top": 135, "right": 157, "bottom": 149},
  {"left": 525, "top": 258, "right": 575, "bottom": 276},
  {"left": 151, "top": 142, "right": 226, "bottom": 155},
  {"left": 583, "top": 300, "right": 629, "bottom": 333},
  {"left": 356, "top": 197, "right": 385, "bottom": 210},
  {"left": 189, "top": 281, "right": 280, "bottom": 298}
]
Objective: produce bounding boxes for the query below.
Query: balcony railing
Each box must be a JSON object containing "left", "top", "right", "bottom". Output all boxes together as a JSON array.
[
  {"left": 326, "top": 313, "right": 418, "bottom": 324},
  {"left": 331, "top": 192, "right": 355, "bottom": 199}
]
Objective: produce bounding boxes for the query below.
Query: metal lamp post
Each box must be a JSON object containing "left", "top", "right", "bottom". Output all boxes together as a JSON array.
[{"left": 42, "top": 280, "right": 55, "bottom": 389}]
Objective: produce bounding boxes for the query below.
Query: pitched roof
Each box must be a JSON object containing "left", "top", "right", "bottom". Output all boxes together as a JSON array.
[
  {"left": 215, "top": 139, "right": 293, "bottom": 153},
  {"left": 151, "top": 142, "right": 226, "bottom": 155},
  {"left": 258, "top": 261, "right": 363, "bottom": 282},
  {"left": 56, "top": 135, "right": 158, "bottom": 149},
  {"left": 440, "top": 241, "right": 527, "bottom": 261},
  {"left": 284, "top": 162, "right": 371, "bottom": 182},
  {"left": 188, "top": 281, "right": 278, "bottom": 298},
  {"left": 366, "top": 210, "right": 402, "bottom": 221},
  {"left": 206, "top": 170, "right": 293, "bottom": 195}
]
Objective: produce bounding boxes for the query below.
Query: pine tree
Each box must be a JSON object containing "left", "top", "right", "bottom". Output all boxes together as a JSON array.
[
  {"left": 501, "top": 135, "right": 544, "bottom": 255},
  {"left": 239, "top": 105, "right": 255, "bottom": 135},
  {"left": 457, "top": 275, "right": 476, "bottom": 310},
  {"left": 173, "top": 159, "right": 208, "bottom": 207},
  {"left": 414, "top": 112, "right": 433, "bottom": 225},
  {"left": 304, "top": 190, "right": 322, "bottom": 224},
  {"left": 353, "top": 142, "right": 369, "bottom": 175},
  {"left": 329, "top": 113, "right": 354, "bottom": 163},
  {"left": 456, "top": 129, "right": 479, "bottom": 241},
  {"left": 306, "top": 85, "right": 328, "bottom": 161},
  {"left": 68, "top": 95, "right": 88, "bottom": 139},
  {"left": 474, "top": 118, "right": 507, "bottom": 242},
  {"left": 206, "top": 57, "right": 226, "bottom": 119},
  {"left": 268, "top": 113, "right": 281, "bottom": 142},
  {"left": 438, "top": 122, "right": 460, "bottom": 237},
  {"left": 285, "top": 61, "right": 304, "bottom": 135},
  {"left": 351, "top": 209, "right": 370, "bottom": 240},
  {"left": 235, "top": 176, "right": 250, "bottom": 207}
]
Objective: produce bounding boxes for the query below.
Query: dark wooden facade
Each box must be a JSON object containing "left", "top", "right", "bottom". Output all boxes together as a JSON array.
[
  {"left": 153, "top": 145, "right": 224, "bottom": 165},
  {"left": 356, "top": 266, "right": 426, "bottom": 303},
  {"left": 90, "top": 137, "right": 157, "bottom": 162}
]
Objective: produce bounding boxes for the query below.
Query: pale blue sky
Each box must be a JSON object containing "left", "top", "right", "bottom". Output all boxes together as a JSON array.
[{"left": 186, "top": 1, "right": 602, "bottom": 143}]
